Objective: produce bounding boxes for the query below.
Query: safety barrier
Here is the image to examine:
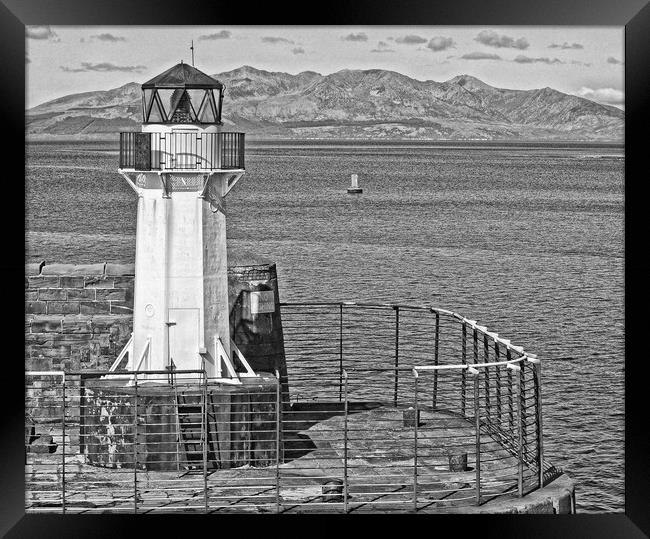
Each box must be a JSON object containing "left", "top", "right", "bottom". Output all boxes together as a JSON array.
[{"left": 25, "top": 303, "right": 555, "bottom": 513}]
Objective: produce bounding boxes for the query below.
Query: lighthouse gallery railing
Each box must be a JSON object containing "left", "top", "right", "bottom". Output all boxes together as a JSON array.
[{"left": 119, "top": 131, "right": 245, "bottom": 171}]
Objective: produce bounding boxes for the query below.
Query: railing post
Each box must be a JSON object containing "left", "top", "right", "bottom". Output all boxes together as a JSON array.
[
  {"left": 394, "top": 306, "right": 399, "bottom": 407},
  {"left": 534, "top": 360, "right": 544, "bottom": 488},
  {"left": 507, "top": 348, "right": 514, "bottom": 432},
  {"left": 413, "top": 368, "right": 419, "bottom": 513},
  {"left": 517, "top": 363, "right": 524, "bottom": 497},
  {"left": 339, "top": 303, "right": 343, "bottom": 402},
  {"left": 61, "top": 375, "right": 66, "bottom": 514},
  {"left": 275, "top": 369, "right": 281, "bottom": 514},
  {"left": 203, "top": 371, "right": 209, "bottom": 513},
  {"left": 461, "top": 322, "right": 467, "bottom": 417},
  {"left": 473, "top": 370, "right": 481, "bottom": 506},
  {"left": 432, "top": 312, "right": 440, "bottom": 410},
  {"left": 343, "top": 370, "right": 349, "bottom": 514},
  {"left": 483, "top": 334, "right": 491, "bottom": 423},
  {"left": 133, "top": 374, "right": 139, "bottom": 514},
  {"left": 520, "top": 360, "right": 528, "bottom": 480},
  {"left": 494, "top": 341, "right": 501, "bottom": 424}
]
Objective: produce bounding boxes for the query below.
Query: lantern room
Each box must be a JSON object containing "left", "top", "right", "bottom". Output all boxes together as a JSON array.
[
  {"left": 141, "top": 61, "right": 224, "bottom": 124},
  {"left": 119, "top": 62, "right": 244, "bottom": 172}
]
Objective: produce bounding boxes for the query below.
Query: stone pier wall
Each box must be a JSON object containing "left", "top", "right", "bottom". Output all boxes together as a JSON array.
[
  {"left": 25, "top": 259, "right": 287, "bottom": 375},
  {"left": 25, "top": 262, "right": 135, "bottom": 371}
]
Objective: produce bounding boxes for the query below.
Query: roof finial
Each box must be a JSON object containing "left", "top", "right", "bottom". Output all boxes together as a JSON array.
[{"left": 190, "top": 40, "right": 195, "bottom": 67}]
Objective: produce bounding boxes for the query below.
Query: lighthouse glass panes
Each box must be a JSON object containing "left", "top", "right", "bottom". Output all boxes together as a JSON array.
[{"left": 142, "top": 87, "right": 221, "bottom": 124}]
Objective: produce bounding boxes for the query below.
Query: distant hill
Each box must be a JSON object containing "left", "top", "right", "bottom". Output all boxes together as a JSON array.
[{"left": 26, "top": 66, "right": 624, "bottom": 141}]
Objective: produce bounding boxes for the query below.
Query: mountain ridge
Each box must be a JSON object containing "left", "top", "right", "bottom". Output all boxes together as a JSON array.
[{"left": 26, "top": 66, "right": 623, "bottom": 141}]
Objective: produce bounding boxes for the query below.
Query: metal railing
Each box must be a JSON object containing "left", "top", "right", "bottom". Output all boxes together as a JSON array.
[
  {"left": 25, "top": 302, "right": 555, "bottom": 513},
  {"left": 119, "top": 131, "right": 245, "bottom": 171}
]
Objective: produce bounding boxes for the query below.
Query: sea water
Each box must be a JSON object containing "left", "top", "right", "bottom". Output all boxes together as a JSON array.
[{"left": 25, "top": 139, "right": 624, "bottom": 513}]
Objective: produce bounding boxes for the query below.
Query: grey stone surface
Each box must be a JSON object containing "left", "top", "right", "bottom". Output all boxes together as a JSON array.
[
  {"left": 42, "top": 263, "right": 106, "bottom": 276},
  {"left": 105, "top": 263, "right": 135, "bottom": 276}
]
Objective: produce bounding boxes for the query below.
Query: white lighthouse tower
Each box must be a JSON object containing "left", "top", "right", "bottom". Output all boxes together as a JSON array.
[{"left": 116, "top": 62, "right": 254, "bottom": 381}]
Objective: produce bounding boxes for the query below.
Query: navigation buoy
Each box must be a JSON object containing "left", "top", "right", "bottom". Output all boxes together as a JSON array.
[{"left": 347, "top": 173, "right": 363, "bottom": 194}]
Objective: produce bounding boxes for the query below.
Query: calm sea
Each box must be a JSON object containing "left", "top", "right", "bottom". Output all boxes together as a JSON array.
[{"left": 25, "top": 139, "right": 624, "bottom": 513}]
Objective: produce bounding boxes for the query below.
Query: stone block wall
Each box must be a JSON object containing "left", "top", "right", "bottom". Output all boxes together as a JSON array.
[
  {"left": 25, "top": 259, "right": 288, "bottom": 378},
  {"left": 25, "top": 262, "right": 135, "bottom": 371}
]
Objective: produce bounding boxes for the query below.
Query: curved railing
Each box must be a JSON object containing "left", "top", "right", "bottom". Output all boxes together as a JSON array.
[
  {"left": 278, "top": 301, "right": 557, "bottom": 509},
  {"left": 24, "top": 302, "right": 559, "bottom": 513}
]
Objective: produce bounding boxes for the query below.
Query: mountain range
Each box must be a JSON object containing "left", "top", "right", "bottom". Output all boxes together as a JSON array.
[{"left": 26, "top": 66, "right": 624, "bottom": 141}]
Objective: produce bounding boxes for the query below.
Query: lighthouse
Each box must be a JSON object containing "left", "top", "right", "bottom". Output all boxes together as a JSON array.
[{"left": 116, "top": 61, "right": 253, "bottom": 381}]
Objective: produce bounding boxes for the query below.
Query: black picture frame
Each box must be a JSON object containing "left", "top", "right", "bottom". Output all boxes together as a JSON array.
[{"left": 3, "top": 0, "right": 648, "bottom": 536}]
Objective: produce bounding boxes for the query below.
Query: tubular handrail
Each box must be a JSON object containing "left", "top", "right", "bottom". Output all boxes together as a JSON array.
[
  {"left": 280, "top": 300, "right": 530, "bottom": 355},
  {"left": 414, "top": 355, "right": 529, "bottom": 371}
]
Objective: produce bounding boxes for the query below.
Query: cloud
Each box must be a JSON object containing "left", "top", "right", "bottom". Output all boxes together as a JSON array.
[
  {"left": 26, "top": 25, "right": 59, "bottom": 41},
  {"left": 60, "top": 62, "right": 146, "bottom": 73},
  {"left": 571, "top": 60, "right": 592, "bottom": 67},
  {"left": 88, "top": 33, "right": 126, "bottom": 42},
  {"left": 427, "top": 36, "right": 455, "bottom": 52},
  {"left": 575, "top": 86, "right": 624, "bottom": 106},
  {"left": 370, "top": 41, "right": 394, "bottom": 53},
  {"left": 461, "top": 52, "right": 502, "bottom": 60},
  {"left": 513, "top": 55, "right": 564, "bottom": 64},
  {"left": 607, "top": 56, "right": 624, "bottom": 65},
  {"left": 475, "top": 30, "right": 529, "bottom": 50},
  {"left": 292, "top": 47, "right": 305, "bottom": 55},
  {"left": 199, "top": 31, "right": 231, "bottom": 40},
  {"left": 395, "top": 35, "right": 427, "bottom": 45},
  {"left": 548, "top": 42, "right": 583, "bottom": 50},
  {"left": 262, "top": 36, "right": 294, "bottom": 44},
  {"left": 341, "top": 33, "right": 368, "bottom": 42}
]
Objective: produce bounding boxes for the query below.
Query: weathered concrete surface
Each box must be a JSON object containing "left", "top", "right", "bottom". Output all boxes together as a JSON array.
[{"left": 25, "top": 402, "right": 575, "bottom": 514}]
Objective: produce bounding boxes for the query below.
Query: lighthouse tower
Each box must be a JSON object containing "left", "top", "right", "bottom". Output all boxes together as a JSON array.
[{"left": 117, "top": 62, "right": 252, "bottom": 381}]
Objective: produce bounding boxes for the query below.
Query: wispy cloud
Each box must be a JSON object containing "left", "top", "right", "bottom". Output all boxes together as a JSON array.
[
  {"left": 461, "top": 52, "right": 502, "bottom": 60},
  {"left": 199, "top": 31, "right": 231, "bottom": 40},
  {"left": 575, "top": 86, "right": 624, "bottom": 106},
  {"left": 27, "top": 25, "right": 59, "bottom": 41},
  {"left": 341, "top": 33, "right": 368, "bottom": 42},
  {"left": 513, "top": 55, "right": 564, "bottom": 64},
  {"left": 292, "top": 47, "right": 305, "bottom": 55},
  {"left": 427, "top": 36, "right": 455, "bottom": 52},
  {"left": 370, "top": 41, "right": 394, "bottom": 53},
  {"left": 571, "top": 60, "right": 592, "bottom": 67},
  {"left": 60, "top": 62, "right": 146, "bottom": 73},
  {"left": 89, "top": 33, "right": 126, "bottom": 42},
  {"left": 262, "top": 36, "right": 294, "bottom": 44},
  {"left": 395, "top": 35, "right": 427, "bottom": 45},
  {"left": 548, "top": 42, "right": 583, "bottom": 50},
  {"left": 607, "top": 56, "right": 624, "bottom": 65},
  {"left": 475, "top": 30, "right": 529, "bottom": 50}
]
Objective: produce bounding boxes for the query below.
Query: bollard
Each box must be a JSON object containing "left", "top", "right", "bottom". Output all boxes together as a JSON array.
[
  {"left": 449, "top": 453, "right": 469, "bottom": 472},
  {"left": 322, "top": 479, "right": 344, "bottom": 502},
  {"left": 403, "top": 407, "right": 420, "bottom": 427}
]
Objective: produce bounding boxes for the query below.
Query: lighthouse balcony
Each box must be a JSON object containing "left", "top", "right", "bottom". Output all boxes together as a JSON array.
[{"left": 119, "top": 131, "right": 245, "bottom": 172}]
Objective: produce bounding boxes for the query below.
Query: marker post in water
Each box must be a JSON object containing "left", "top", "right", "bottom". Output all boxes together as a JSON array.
[{"left": 347, "top": 173, "right": 363, "bottom": 194}]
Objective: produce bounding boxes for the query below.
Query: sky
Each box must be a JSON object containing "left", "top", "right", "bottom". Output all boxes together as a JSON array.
[{"left": 26, "top": 25, "right": 624, "bottom": 109}]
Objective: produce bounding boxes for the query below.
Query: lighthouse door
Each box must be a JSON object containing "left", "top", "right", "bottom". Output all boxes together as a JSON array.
[{"left": 168, "top": 308, "right": 200, "bottom": 373}]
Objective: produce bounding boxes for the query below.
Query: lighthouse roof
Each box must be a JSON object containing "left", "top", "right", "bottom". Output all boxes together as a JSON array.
[{"left": 142, "top": 62, "right": 223, "bottom": 90}]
